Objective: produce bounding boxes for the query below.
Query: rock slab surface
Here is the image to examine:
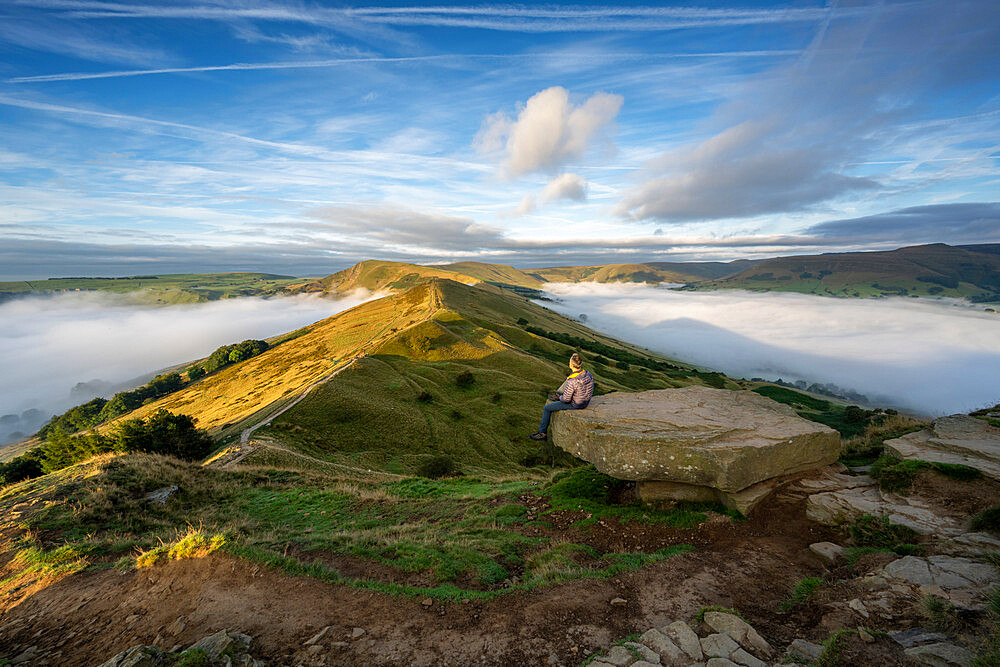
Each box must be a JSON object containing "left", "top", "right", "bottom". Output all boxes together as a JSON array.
[
  {"left": 885, "top": 415, "right": 1000, "bottom": 480},
  {"left": 551, "top": 386, "right": 840, "bottom": 511}
]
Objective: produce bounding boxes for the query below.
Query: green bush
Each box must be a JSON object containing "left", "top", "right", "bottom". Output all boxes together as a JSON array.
[
  {"left": 187, "top": 365, "right": 206, "bottom": 381},
  {"left": 0, "top": 455, "right": 44, "bottom": 485},
  {"left": 971, "top": 505, "right": 1000, "bottom": 533},
  {"left": 455, "top": 370, "right": 475, "bottom": 388},
  {"left": 416, "top": 391, "right": 433, "bottom": 403},
  {"left": 417, "top": 455, "right": 457, "bottom": 479},
  {"left": 36, "top": 409, "right": 214, "bottom": 472}
]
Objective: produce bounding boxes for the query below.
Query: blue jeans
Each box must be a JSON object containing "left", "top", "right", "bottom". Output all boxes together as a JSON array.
[{"left": 539, "top": 401, "right": 583, "bottom": 433}]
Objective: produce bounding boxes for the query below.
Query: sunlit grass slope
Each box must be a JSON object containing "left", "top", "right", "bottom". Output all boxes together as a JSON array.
[
  {"left": 115, "top": 282, "right": 446, "bottom": 435},
  {"left": 256, "top": 279, "right": 725, "bottom": 477},
  {"left": 431, "top": 261, "right": 546, "bottom": 289},
  {"left": 532, "top": 262, "right": 706, "bottom": 284},
  {"left": 0, "top": 272, "right": 304, "bottom": 304}
]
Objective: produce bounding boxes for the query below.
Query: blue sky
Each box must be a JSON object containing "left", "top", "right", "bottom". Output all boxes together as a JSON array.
[{"left": 1, "top": 1, "right": 998, "bottom": 278}]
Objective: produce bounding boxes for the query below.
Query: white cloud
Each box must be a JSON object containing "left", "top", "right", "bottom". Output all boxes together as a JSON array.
[
  {"left": 541, "top": 173, "right": 587, "bottom": 202},
  {"left": 541, "top": 283, "right": 1000, "bottom": 416},
  {"left": 475, "top": 86, "right": 622, "bottom": 178}
]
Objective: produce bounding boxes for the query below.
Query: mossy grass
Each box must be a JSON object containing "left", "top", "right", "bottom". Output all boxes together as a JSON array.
[
  {"left": 545, "top": 466, "right": 743, "bottom": 528},
  {"left": 871, "top": 455, "right": 982, "bottom": 493},
  {"left": 779, "top": 577, "right": 823, "bottom": 612},
  {"left": 849, "top": 514, "right": 922, "bottom": 555}
]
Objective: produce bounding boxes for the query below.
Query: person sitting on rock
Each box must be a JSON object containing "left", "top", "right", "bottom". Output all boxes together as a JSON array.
[{"left": 530, "top": 353, "right": 594, "bottom": 441}]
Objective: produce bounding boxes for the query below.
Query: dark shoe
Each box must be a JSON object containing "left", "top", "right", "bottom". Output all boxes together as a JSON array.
[{"left": 529, "top": 432, "right": 547, "bottom": 441}]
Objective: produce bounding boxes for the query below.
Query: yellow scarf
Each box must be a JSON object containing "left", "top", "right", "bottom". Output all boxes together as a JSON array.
[{"left": 567, "top": 369, "right": 584, "bottom": 379}]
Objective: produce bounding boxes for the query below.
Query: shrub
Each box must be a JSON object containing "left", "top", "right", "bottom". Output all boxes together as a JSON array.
[
  {"left": 615, "top": 361, "right": 630, "bottom": 370},
  {"left": 516, "top": 318, "right": 528, "bottom": 326},
  {"left": 416, "top": 391, "right": 433, "bottom": 403},
  {"left": 491, "top": 392, "right": 502, "bottom": 403},
  {"left": 455, "top": 370, "right": 475, "bottom": 388},
  {"left": 187, "top": 365, "right": 206, "bottom": 381},
  {"left": 971, "top": 505, "right": 1000, "bottom": 533},
  {"left": 0, "top": 455, "right": 44, "bottom": 485},
  {"left": 417, "top": 455, "right": 456, "bottom": 479}
]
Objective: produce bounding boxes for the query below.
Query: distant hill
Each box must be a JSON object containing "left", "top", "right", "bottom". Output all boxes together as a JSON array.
[
  {"left": 292, "top": 259, "right": 751, "bottom": 297},
  {"left": 0, "top": 272, "right": 306, "bottom": 304},
  {"left": 688, "top": 243, "right": 1000, "bottom": 302},
  {"left": 285, "top": 260, "right": 484, "bottom": 295}
]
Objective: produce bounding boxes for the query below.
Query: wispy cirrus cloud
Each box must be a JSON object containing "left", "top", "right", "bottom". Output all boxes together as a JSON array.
[{"left": 23, "top": 2, "right": 858, "bottom": 33}]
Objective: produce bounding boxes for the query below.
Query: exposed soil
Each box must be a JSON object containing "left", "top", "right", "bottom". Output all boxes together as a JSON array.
[
  {"left": 0, "top": 492, "right": 911, "bottom": 667},
  {"left": 908, "top": 471, "right": 1000, "bottom": 523}
]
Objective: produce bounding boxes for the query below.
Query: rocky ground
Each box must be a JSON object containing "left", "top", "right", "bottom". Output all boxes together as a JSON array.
[{"left": 2, "top": 415, "right": 999, "bottom": 666}]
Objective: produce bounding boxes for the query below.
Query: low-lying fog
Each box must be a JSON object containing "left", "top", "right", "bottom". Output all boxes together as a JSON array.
[
  {"left": 541, "top": 283, "right": 1000, "bottom": 416},
  {"left": 0, "top": 291, "right": 376, "bottom": 441}
]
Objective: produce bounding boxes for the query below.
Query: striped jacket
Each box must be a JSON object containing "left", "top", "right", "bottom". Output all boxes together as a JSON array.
[{"left": 557, "top": 369, "right": 594, "bottom": 407}]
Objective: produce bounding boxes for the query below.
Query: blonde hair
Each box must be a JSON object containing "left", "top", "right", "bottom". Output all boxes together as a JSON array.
[{"left": 569, "top": 353, "right": 583, "bottom": 371}]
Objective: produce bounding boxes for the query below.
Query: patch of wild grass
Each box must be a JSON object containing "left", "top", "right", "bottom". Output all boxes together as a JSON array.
[
  {"left": 871, "top": 455, "right": 981, "bottom": 493},
  {"left": 971, "top": 505, "right": 1000, "bottom": 534},
  {"left": 840, "top": 414, "right": 928, "bottom": 464},
  {"left": 779, "top": 577, "right": 823, "bottom": 612},
  {"left": 545, "top": 466, "right": 743, "bottom": 527},
  {"left": 849, "top": 514, "right": 922, "bottom": 555}
]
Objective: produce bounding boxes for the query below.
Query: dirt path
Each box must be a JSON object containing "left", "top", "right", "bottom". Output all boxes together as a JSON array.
[
  {"left": 0, "top": 498, "right": 880, "bottom": 667},
  {"left": 238, "top": 358, "right": 357, "bottom": 447}
]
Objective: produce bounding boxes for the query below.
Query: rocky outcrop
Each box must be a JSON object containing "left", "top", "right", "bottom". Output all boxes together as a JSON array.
[
  {"left": 95, "top": 629, "right": 262, "bottom": 667},
  {"left": 588, "top": 613, "right": 771, "bottom": 667},
  {"left": 550, "top": 386, "right": 841, "bottom": 513},
  {"left": 885, "top": 415, "right": 1000, "bottom": 480}
]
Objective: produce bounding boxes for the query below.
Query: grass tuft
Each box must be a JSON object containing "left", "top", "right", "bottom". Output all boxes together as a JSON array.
[
  {"left": 779, "top": 577, "right": 823, "bottom": 612},
  {"left": 871, "top": 455, "right": 981, "bottom": 493},
  {"left": 971, "top": 505, "right": 1000, "bottom": 534},
  {"left": 849, "top": 514, "right": 922, "bottom": 554}
]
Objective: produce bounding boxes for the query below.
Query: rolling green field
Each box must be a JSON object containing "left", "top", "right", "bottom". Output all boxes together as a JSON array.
[
  {"left": 0, "top": 272, "right": 310, "bottom": 304},
  {"left": 686, "top": 243, "right": 1000, "bottom": 303}
]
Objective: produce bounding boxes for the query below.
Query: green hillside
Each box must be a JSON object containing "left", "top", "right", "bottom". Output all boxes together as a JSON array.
[
  {"left": 690, "top": 243, "right": 1000, "bottom": 302},
  {"left": 254, "top": 278, "right": 725, "bottom": 477},
  {"left": 0, "top": 277, "right": 736, "bottom": 611},
  {"left": 0, "top": 272, "right": 306, "bottom": 304}
]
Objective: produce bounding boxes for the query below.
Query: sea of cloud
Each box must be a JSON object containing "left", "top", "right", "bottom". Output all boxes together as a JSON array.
[
  {"left": 540, "top": 283, "right": 1000, "bottom": 416},
  {"left": 0, "top": 290, "right": 377, "bottom": 436}
]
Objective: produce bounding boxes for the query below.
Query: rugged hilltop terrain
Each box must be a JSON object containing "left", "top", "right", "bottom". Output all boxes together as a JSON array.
[{"left": 1, "top": 270, "right": 999, "bottom": 666}]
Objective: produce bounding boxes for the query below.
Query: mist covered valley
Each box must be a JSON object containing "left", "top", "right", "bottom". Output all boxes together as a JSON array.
[
  {"left": 540, "top": 283, "right": 1000, "bottom": 416},
  {"left": 2, "top": 282, "right": 998, "bottom": 444},
  {"left": 0, "top": 290, "right": 377, "bottom": 442}
]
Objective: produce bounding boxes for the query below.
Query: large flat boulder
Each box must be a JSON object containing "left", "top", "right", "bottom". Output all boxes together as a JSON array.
[
  {"left": 885, "top": 415, "right": 1000, "bottom": 480},
  {"left": 550, "top": 386, "right": 841, "bottom": 512}
]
